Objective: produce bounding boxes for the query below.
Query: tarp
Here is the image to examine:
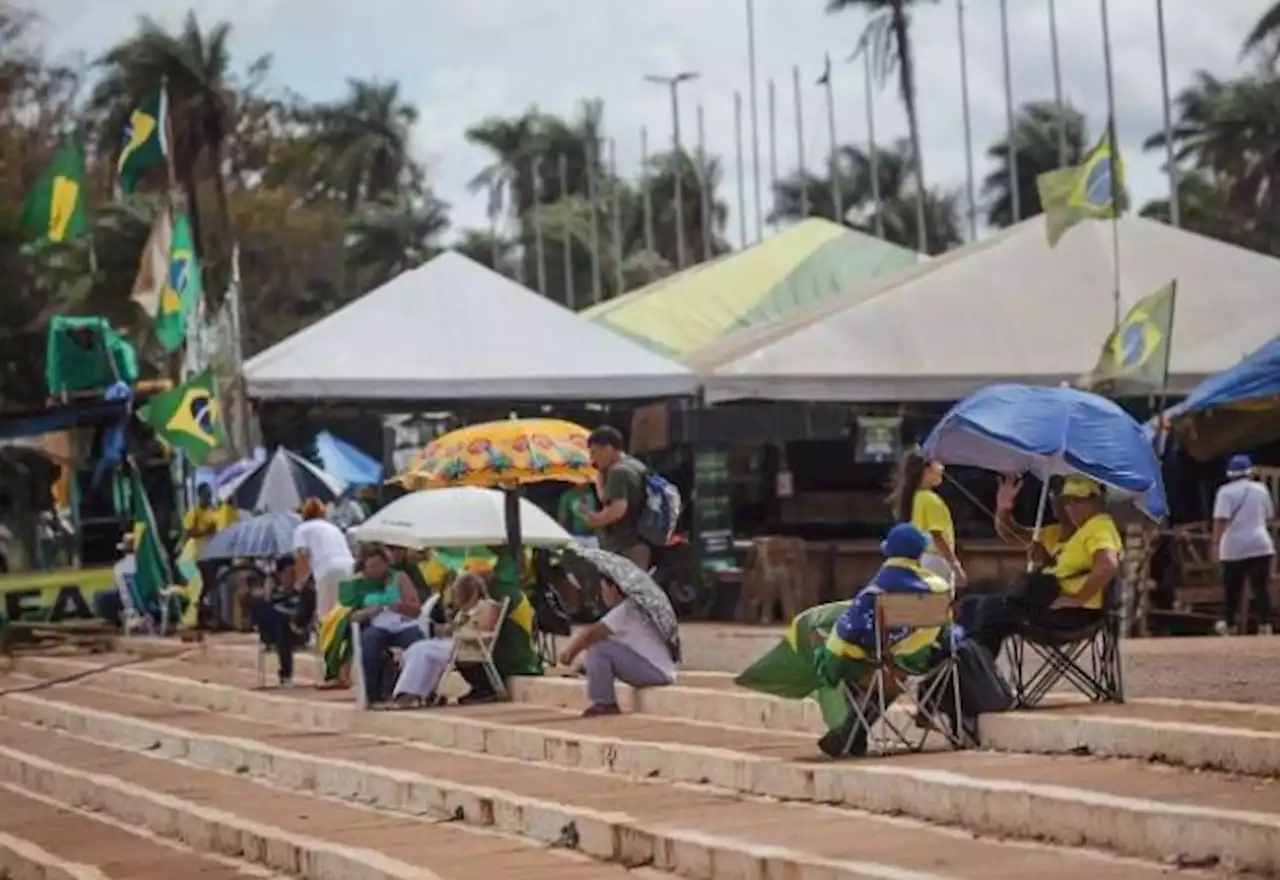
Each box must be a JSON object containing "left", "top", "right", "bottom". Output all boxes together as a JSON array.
[
  {"left": 583, "top": 218, "right": 919, "bottom": 358},
  {"left": 1165, "top": 335, "right": 1280, "bottom": 460},
  {"left": 244, "top": 252, "right": 696, "bottom": 401},
  {"left": 704, "top": 215, "right": 1280, "bottom": 402},
  {"left": 314, "top": 430, "right": 382, "bottom": 486}
]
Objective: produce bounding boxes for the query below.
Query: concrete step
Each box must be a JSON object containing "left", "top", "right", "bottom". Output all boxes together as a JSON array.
[
  {"left": 12, "top": 656, "right": 1277, "bottom": 875},
  {"left": 1, "top": 683, "right": 1192, "bottom": 880},
  {"left": 0, "top": 711, "right": 673, "bottom": 879},
  {"left": 0, "top": 784, "right": 282, "bottom": 879},
  {"left": 194, "top": 641, "right": 1280, "bottom": 777}
]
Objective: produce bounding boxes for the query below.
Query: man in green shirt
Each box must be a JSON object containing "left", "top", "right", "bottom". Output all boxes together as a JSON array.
[{"left": 585, "top": 426, "right": 650, "bottom": 569}]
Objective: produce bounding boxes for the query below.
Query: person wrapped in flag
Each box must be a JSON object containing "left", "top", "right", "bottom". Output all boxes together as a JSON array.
[{"left": 736, "top": 523, "right": 951, "bottom": 757}]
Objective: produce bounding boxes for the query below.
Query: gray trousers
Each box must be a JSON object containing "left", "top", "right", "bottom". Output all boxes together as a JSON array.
[{"left": 583, "top": 637, "right": 672, "bottom": 706}]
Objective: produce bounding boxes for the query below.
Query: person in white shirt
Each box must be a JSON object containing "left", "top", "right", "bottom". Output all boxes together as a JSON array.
[
  {"left": 558, "top": 548, "right": 680, "bottom": 716},
  {"left": 1212, "top": 454, "right": 1275, "bottom": 636},
  {"left": 293, "top": 497, "right": 356, "bottom": 618}
]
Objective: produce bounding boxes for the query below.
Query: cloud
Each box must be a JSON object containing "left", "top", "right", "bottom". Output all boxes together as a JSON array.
[{"left": 29, "top": 0, "right": 1263, "bottom": 246}]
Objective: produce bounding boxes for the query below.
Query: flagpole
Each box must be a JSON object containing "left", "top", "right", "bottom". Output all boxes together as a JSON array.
[
  {"left": 530, "top": 156, "right": 547, "bottom": 296},
  {"left": 792, "top": 65, "right": 809, "bottom": 217},
  {"left": 1100, "top": 0, "right": 1122, "bottom": 328},
  {"left": 957, "top": 0, "right": 977, "bottom": 239},
  {"left": 697, "top": 105, "right": 713, "bottom": 261},
  {"left": 767, "top": 78, "right": 779, "bottom": 233},
  {"left": 609, "top": 137, "right": 624, "bottom": 295},
  {"left": 746, "top": 0, "right": 763, "bottom": 242},
  {"left": 999, "top": 0, "right": 1020, "bottom": 223},
  {"left": 862, "top": 47, "right": 885, "bottom": 239},
  {"left": 586, "top": 136, "right": 603, "bottom": 303},
  {"left": 820, "top": 55, "right": 843, "bottom": 224},
  {"left": 558, "top": 153, "right": 576, "bottom": 308},
  {"left": 1155, "top": 0, "right": 1180, "bottom": 227},
  {"left": 734, "top": 91, "right": 748, "bottom": 247},
  {"left": 228, "top": 242, "right": 250, "bottom": 456},
  {"left": 1048, "top": 0, "right": 1068, "bottom": 167},
  {"left": 639, "top": 129, "right": 656, "bottom": 280}
]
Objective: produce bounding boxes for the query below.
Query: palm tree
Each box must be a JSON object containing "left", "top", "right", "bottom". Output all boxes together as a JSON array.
[
  {"left": 1242, "top": 2, "right": 1280, "bottom": 67},
  {"left": 827, "top": 0, "right": 938, "bottom": 249},
  {"left": 91, "top": 12, "right": 236, "bottom": 303},
  {"left": 982, "top": 101, "right": 1088, "bottom": 228},
  {"left": 452, "top": 228, "right": 518, "bottom": 275},
  {"left": 344, "top": 193, "right": 449, "bottom": 287},
  {"left": 643, "top": 149, "right": 730, "bottom": 265},
  {"left": 313, "top": 78, "right": 418, "bottom": 213}
]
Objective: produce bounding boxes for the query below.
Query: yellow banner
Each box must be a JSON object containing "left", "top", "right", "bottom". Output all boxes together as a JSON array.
[{"left": 0, "top": 566, "right": 116, "bottom": 623}]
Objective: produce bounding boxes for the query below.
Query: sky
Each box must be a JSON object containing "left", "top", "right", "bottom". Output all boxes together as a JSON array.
[{"left": 29, "top": 0, "right": 1268, "bottom": 249}]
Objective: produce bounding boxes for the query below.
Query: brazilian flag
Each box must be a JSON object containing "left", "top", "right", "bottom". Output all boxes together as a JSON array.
[
  {"left": 18, "top": 140, "right": 88, "bottom": 245},
  {"left": 735, "top": 601, "right": 851, "bottom": 728},
  {"left": 118, "top": 89, "right": 170, "bottom": 194},
  {"left": 137, "top": 368, "right": 225, "bottom": 465},
  {"left": 487, "top": 550, "right": 543, "bottom": 676},
  {"left": 1036, "top": 128, "right": 1128, "bottom": 247},
  {"left": 1080, "top": 280, "right": 1177, "bottom": 395},
  {"left": 153, "top": 212, "right": 202, "bottom": 353}
]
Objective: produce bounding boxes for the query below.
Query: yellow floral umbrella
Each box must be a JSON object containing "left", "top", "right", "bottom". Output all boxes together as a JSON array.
[{"left": 395, "top": 418, "right": 596, "bottom": 490}]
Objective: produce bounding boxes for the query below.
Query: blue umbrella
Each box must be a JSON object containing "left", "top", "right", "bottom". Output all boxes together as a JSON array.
[
  {"left": 922, "top": 384, "right": 1167, "bottom": 520},
  {"left": 314, "top": 430, "right": 383, "bottom": 487},
  {"left": 200, "top": 512, "right": 301, "bottom": 561}
]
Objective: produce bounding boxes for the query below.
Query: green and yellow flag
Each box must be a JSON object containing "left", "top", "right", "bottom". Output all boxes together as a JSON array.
[
  {"left": 127, "top": 466, "right": 175, "bottom": 617},
  {"left": 1036, "top": 129, "right": 1128, "bottom": 247},
  {"left": 118, "top": 89, "right": 170, "bottom": 194},
  {"left": 136, "top": 368, "right": 225, "bottom": 465},
  {"left": 1080, "top": 280, "right": 1177, "bottom": 394},
  {"left": 154, "top": 212, "right": 201, "bottom": 353},
  {"left": 18, "top": 140, "right": 88, "bottom": 244}
]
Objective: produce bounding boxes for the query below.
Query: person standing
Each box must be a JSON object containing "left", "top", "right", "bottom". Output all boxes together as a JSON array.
[
  {"left": 1212, "top": 454, "right": 1275, "bottom": 636},
  {"left": 584, "top": 426, "right": 650, "bottom": 569},
  {"left": 887, "top": 449, "right": 966, "bottom": 588},
  {"left": 187, "top": 483, "right": 226, "bottom": 627},
  {"left": 293, "top": 497, "right": 355, "bottom": 618}
]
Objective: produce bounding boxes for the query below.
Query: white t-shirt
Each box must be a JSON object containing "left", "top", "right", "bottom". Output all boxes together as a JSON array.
[
  {"left": 293, "top": 519, "right": 355, "bottom": 580},
  {"left": 1213, "top": 479, "right": 1276, "bottom": 562},
  {"left": 600, "top": 599, "right": 677, "bottom": 680}
]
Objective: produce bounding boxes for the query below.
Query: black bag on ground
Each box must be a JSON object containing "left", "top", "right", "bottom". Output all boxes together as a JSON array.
[{"left": 936, "top": 640, "right": 1014, "bottom": 745}]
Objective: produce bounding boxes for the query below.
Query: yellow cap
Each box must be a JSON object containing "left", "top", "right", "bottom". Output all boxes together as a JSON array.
[{"left": 1060, "top": 475, "right": 1102, "bottom": 499}]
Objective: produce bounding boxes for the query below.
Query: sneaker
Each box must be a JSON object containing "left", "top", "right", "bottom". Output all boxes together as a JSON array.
[
  {"left": 1213, "top": 620, "right": 1230, "bottom": 636},
  {"left": 581, "top": 703, "right": 621, "bottom": 717},
  {"left": 277, "top": 677, "right": 293, "bottom": 689},
  {"left": 1259, "top": 624, "right": 1274, "bottom": 637}
]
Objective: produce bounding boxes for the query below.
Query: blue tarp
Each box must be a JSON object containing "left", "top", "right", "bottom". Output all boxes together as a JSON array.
[
  {"left": 1167, "top": 336, "right": 1280, "bottom": 420},
  {"left": 1161, "top": 336, "right": 1280, "bottom": 460},
  {"left": 923, "top": 383, "right": 1167, "bottom": 520},
  {"left": 314, "top": 431, "right": 382, "bottom": 487}
]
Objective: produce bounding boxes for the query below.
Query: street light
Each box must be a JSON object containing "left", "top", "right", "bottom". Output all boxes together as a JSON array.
[{"left": 645, "top": 71, "right": 700, "bottom": 269}]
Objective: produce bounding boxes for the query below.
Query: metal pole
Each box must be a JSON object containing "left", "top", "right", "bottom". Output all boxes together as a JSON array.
[
  {"left": 746, "top": 0, "right": 763, "bottom": 242},
  {"left": 586, "top": 136, "right": 603, "bottom": 303},
  {"left": 821, "top": 56, "right": 843, "bottom": 224},
  {"left": 863, "top": 48, "right": 884, "bottom": 239},
  {"left": 697, "top": 105, "right": 712, "bottom": 261},
  {"left": 530, "top": 156, "right": 547, "bottom": 296},
  {"left": 792, "top": 65, "right": 809, "bottom": 217},
  {"left": 640, "top": 127, "right": 657, "bottom": 276},
  {"left": 999, "top": 0, "right": 1020, "bottom": 223},
  {"left": 558, "top": 153, "right": 575, "bottom": 309},
  {"left": 1100, "top": 0, "right": 1121, "bottom": 328},
  {"left": 1048, "top": 0, "right": 1068, "bottom": 167},
  {"left": 609, "top": 137, "right": 624, "bottom": 295},
  {"left": 670, "top": 81, "right": 687, "bottom": 268},
  {"left": 1155, "top": 0, "right": 1180, "bottom": 227},
  {"left": 734, "top": 91, "right": 748, "bottom": 247},
  {"left": 767, "top": 78, "right": 779, "bottom": 233},
  {"left": 957, "top": 0, "right": 977, "bottom": 239}
]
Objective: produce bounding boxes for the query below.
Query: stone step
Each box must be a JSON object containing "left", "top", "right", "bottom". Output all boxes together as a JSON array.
[
  {"left": 0, "top": 715, "right": 673, "bottom": 880},
  {"left": 0, "top": 784, "right": 282, "bottom": 879},
  {"left": 2, "top": 684, "right": 1190, "bottom": 880},
  {"left": 194, "top": 641, "right": 1280, "bottom": 777},
  {"left": 13, "top": 656, "right": 1277, "bottom": 875}
]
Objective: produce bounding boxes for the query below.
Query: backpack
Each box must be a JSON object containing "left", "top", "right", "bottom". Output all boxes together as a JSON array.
[{"left": 637, "top": 468, "right": 683, "bottom": 546}]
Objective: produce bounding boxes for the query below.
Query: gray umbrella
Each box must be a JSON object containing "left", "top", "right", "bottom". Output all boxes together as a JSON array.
[
  {"left": 565, "top": 544, "right": 681, "bottom": 663},
  {"left": 200, "top": 512, "right": 301, "bottom": 561}
]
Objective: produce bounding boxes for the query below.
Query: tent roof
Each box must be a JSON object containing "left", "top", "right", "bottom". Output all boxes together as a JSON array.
[
  {"left": 583, "top": 218, "right": 919, "bottom": 357},
  {"left": 706, "top": 215, "right": 1280, "bottom": 403},
  {"left": 244, "top": 252, "right": 696, "bottom": 401}
]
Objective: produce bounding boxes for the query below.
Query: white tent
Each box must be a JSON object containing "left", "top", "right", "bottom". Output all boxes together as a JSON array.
[
  {"left": 244, "top": 252, "right": 696, "bottom": 401},
  {"left": 705, "top": 216, "right": 1280, "bottom": 403}
]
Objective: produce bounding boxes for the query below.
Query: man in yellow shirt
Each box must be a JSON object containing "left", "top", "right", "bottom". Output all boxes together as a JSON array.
[
  {"left": 183, "top": 484, "right": 221, "bottom": 554},
  {"left": 993, "top": 476, "right": 1075, "bottom": 566}
]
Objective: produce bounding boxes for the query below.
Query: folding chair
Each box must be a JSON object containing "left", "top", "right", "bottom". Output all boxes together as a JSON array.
[
  {"left": 1006, "top": 580, "right": 1124, "bottom": 708},
  {"left": 837, "top": 591, "right": 971, "bottom": 755},
  {"left": 445, "top": 596, "right": 511, "bottom": 702}
]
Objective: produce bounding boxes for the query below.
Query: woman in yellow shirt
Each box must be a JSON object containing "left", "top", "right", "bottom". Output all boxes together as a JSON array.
[{"left": 888, "top": 450, "right": 966, "bottom": 588}]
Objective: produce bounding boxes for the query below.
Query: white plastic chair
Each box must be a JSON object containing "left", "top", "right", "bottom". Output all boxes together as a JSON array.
[
  {"left": 445, "top": 596, "right": 511, "bottom": 701},
  {"left": 351, "top": 594, "right": 442, "bottom": 710}
]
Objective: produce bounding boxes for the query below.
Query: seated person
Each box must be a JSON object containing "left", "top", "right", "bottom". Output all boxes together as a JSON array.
[
  {"left": 809, "top": 523, "right": 951, "bottom": 758},
  {"left": 993, "top": 475, "right": 1074, "bottom": 568},
  {"left": 557, "top": 552, "right": 680, "bottom": 717},
  {"left": 248, "top": 555, "right": 315, "bottom": 687},
  {"left": 959, "top": 476, "right": 1120, "bottom": 657},
  {"left": 351, "top": 544, "right": 424, "bottom": 705},
  {"left": 392, "top": 573, "right": 501, "bottom": 707}
]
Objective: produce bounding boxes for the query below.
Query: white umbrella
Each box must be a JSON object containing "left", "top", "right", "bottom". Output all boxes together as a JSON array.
[{"left": 352, "top": 486, "right": 572, "bottom": 550}]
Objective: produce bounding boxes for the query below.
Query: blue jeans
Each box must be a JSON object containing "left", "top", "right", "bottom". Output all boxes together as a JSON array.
[
  {"left": 250, "top": 599, "right": 297, "bottom": 682},
  {"left": 360, "top": 623, "right": 424, "bottom": 703}
]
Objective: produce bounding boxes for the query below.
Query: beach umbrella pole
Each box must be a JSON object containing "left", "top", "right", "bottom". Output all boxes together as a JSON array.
[{"left": 504, "top": 487, "right": 524, "bottom": 578}]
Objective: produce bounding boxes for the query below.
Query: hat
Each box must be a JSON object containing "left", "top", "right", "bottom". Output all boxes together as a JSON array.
[
  {"left": 1226, "top": 454, "right": 1254, "bottom": 479},
  {"left": 1060, "top": 476, "right": 1102, "bottom": 500},
  {"left": 880, "top": 523, "right": 929, "bottom": 560}
]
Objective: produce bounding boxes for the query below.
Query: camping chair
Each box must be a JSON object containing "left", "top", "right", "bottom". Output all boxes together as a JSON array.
[
  {"left": 445, "top": 595, "right": 512, "bottom": 702},
  {"left": 1005, "top": 579, "right": 1124, "bottom": 708},
  {"left": 837, "top": 591, "right": 970, "bottom": 755}
]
